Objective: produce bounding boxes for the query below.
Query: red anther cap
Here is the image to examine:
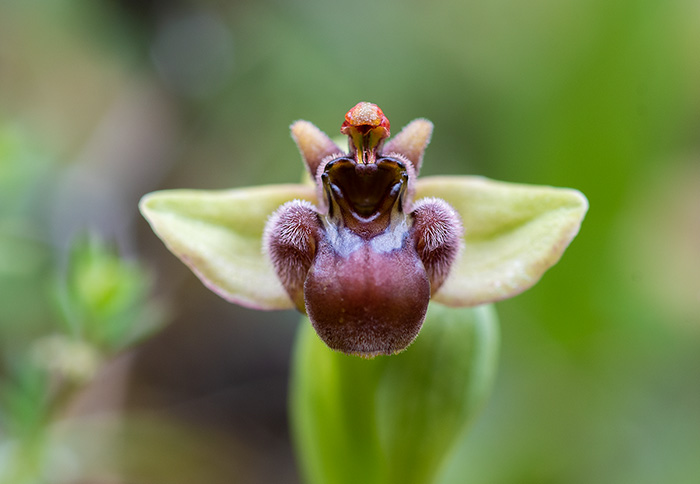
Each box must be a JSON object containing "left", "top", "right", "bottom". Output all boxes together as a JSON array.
[{"left": 341, "top": 102, "right": 390, "bottom": 136}]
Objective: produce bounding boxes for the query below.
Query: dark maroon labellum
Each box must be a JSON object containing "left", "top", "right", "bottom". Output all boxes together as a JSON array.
[{"left": 304, "top": 239, "right": 430, "bottom": 356}]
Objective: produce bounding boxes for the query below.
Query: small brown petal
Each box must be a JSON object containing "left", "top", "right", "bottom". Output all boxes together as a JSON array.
[
  {"left": 383, "top": 119, "right": 433, "bottom": 174},
  {"left": 290, "top": 120, "right": 343, "bottom": 177}
]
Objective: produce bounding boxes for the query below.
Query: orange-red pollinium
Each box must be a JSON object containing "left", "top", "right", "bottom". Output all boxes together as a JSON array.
[{"left": 340, "top": 102, "right": 391, "bottom": 164}]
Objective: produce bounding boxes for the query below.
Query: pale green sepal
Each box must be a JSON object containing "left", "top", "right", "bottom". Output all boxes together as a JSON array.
[
  {"left": 415, "top": 176, "right": 588, "bottom": 307},
  {"left": 290, "top": 303, "right": 499, "bottom": 484},
  {"left": 139, "top": 184, "right": 317, "bottom": 310}
]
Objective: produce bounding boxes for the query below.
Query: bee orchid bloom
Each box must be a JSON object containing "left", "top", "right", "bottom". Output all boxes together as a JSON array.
[
  {"left": 266, "top": 103, "right": 462, "bottom": 356},
  {"left": 140, "top": 103, "right": 587, "bottom": 357}
]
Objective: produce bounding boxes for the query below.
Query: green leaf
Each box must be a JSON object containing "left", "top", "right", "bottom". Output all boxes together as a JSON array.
[
  {"left": 290, "top": 303, "right": 499, "bottom": 484},
  {"left": 139, "top": 184, "right": 316, "bottom": 310},
  {"left": 415, "top": 176, "right": 588, "bottom": 307}
]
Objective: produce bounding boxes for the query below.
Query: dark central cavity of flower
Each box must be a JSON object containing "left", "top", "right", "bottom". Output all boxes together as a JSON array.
[
  {"left": 265, "top": 102, "right": 462, "bottom": 356},
  {"left": 323, "top": 156, "right": 408, "bottom": 231}
]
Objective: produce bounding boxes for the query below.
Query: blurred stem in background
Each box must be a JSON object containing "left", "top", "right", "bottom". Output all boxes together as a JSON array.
[
  {"left": 0, "top": 121, "right": 166, "bottom": 482},
  {"left": 0, "top": 237, "right": 166, "bottom": 483}
]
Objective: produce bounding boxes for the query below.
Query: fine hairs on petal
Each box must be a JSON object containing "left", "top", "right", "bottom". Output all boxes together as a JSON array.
[
  {"left": 412, "top": 197, "right": 463, "bottom": 293},
  {"left": 264, "top": 199, "right": 320, "bottom": 311}
]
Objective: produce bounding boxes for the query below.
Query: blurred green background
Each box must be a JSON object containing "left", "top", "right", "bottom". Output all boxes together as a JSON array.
[{"left": 1, "top": 0, "right": 699, "bottom": 482}]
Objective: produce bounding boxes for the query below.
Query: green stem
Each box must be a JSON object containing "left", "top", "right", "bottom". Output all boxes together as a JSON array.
[{"left": 290, "top": 304, "right": 500, "bottom": 484}]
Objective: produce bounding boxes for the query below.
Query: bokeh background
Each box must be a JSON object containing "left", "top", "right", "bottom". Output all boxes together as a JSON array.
[{"left": 1, "top": 0, "right": 699, "bottom": 482}]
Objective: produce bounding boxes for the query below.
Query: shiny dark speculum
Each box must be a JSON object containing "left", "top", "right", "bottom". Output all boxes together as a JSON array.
[{"left": 322, "top": 157, "right": 408, "bottom": 233}]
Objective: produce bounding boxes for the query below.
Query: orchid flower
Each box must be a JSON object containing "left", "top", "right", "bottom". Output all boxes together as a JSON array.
[{"left": 140, "top": 102, "right": 587, "bottom": 357}]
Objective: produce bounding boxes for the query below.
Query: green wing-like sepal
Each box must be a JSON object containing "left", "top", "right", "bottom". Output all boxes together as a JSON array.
[
  {"left": 415, "top": 176, "right": 588, "bottom": 307},
  {"left": 139, "top": 184, "right": 316, "bottom": 310}
]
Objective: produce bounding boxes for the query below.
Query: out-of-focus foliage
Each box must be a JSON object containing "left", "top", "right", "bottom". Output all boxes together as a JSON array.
[
  {"left": 55, "top": 237, "right": 165, "bottom": 352},
  {"left": 0, "top": 99, "right": 166, "bottom": 481},
  {"left": 0, "top": 124, "right": 54, "bottom": 353},
  {"left": 0, "top": 230, "right": 165, "bottom": 482},
  {"left": 1, "top": 0, "right": 699, "bottom": 482}
]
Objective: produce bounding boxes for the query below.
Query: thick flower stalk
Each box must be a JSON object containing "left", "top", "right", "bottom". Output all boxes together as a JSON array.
[{"left": 139, "top": 102, "right": 588, "bottom": 357}]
